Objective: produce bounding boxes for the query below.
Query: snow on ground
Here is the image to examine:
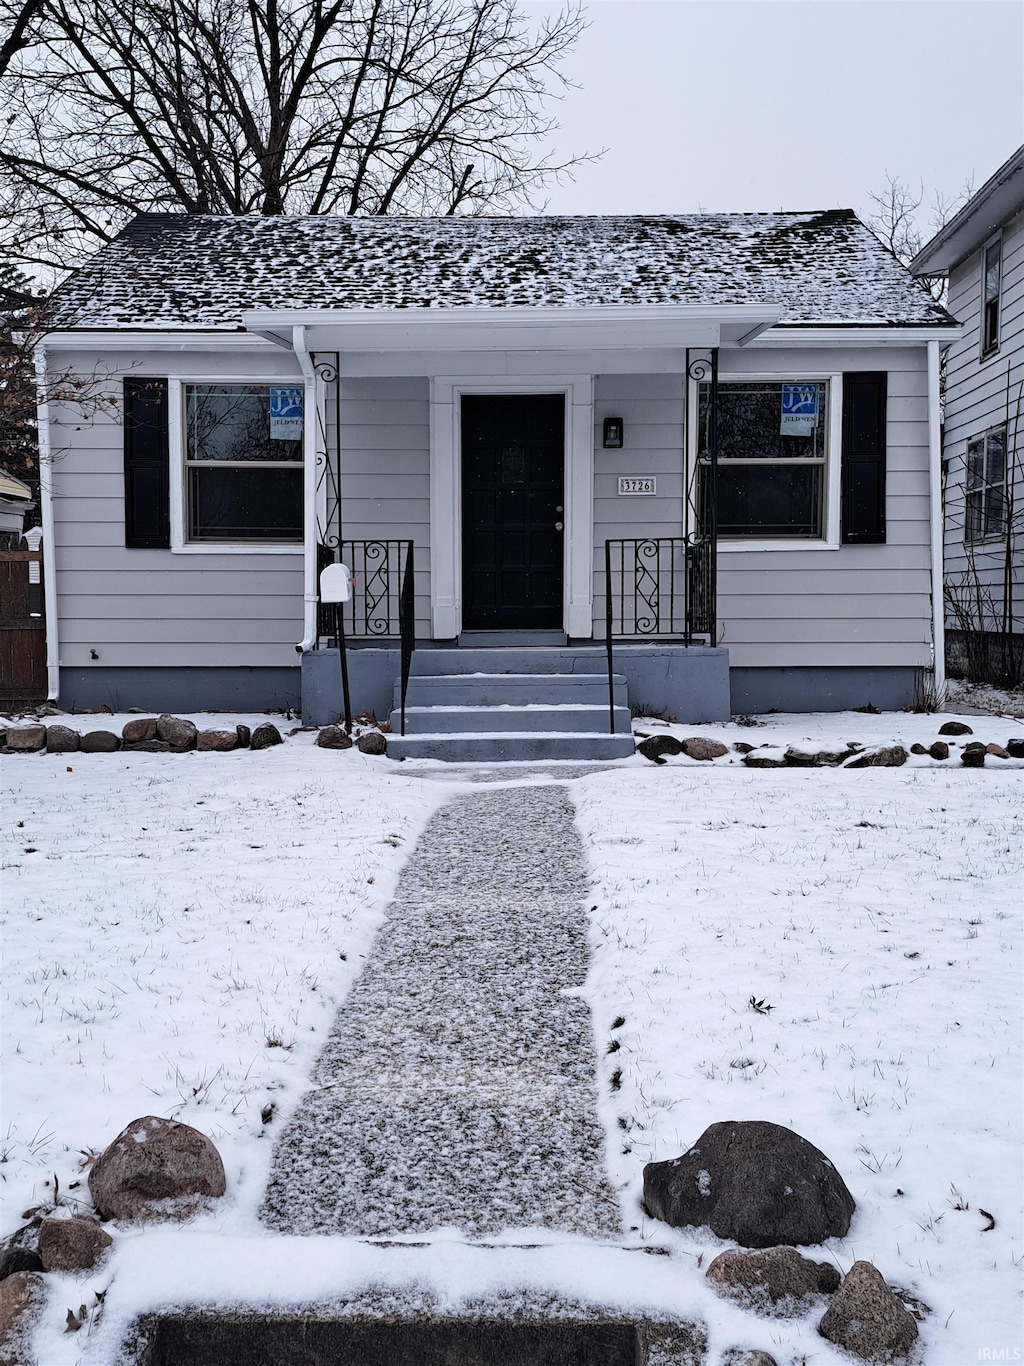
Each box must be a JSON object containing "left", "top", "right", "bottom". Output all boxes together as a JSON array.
[{"left": 2, "top": 707, "right": 1022, "bottom": 1365}]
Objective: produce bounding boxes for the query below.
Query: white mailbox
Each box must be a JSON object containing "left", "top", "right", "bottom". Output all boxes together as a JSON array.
[{"left": 320, "top": 563, "right": 353, "bottom": 604}]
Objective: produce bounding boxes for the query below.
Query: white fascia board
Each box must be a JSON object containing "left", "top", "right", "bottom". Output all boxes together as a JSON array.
[
  {"left": 43, "top": 329, "right": 277, "bottom": 352},
  {"left": 242, "top": 304, "right": 781, "bottom": 352},
  {"left": 746, "top": 324, "right": 963, "bottom": 348}
]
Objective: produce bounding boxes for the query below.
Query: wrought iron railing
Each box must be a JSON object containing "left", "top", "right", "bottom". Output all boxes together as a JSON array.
[
  {"left": 317, "top": 539, "right": 416, "bottom": 734},
  {"left": 604, "top": 537, "right": 715, "bottom": 734}
]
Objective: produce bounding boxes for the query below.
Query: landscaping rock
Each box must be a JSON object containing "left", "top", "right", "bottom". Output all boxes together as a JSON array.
[
  {"left": 909, "top": 743, "right": 927, "bottom": 756},
  {"left": 733, "top": 742, "right": 756, "bottom": 754},
  {"left": 317, "top": 725, "right": 353, "bottom": 750},
  {"left": 37, "top": 1216, "right": 112, "bottom": 1272},
  {"left": 123, "top": 739, "right": 171, "bottom": 753},
  {"left": 938, "top": 720, "right": 972, "bottom": 736},
  {"left": 356, "top": 729, "right": 387, "bottom": 756},
  {"left": 742, "top": 749, "right": 787, "bottom": 768},
  {"left": 818, "top": 1260, "right": 918, "bottom": 1360},
  {"left": 961, "top": 746, "right": 985, "bottom": 768},
  {"left": 721, "top": 1351, "right": 779, "bottom": 1366},
  {"left": 846, "top": 745, "right": 907, "bottom": 769},
  {"left": 88, "top": 1116, "right": 226, "bottom": 1222},
  {"left": 637, "top": 734, "right": 683, "bottom": 764},
  {"left": 197, "top": 729, "right": 238, "bottom": 752},
  {"left": 45, "top": 725, "right": 80, "bottom": 754},
  {"left": 235, "top": 724, "right": 251, "bottom": 749},
  {"left": 928, "top": 740, "right": 949, "bottom": 760},
  {"left": 80, "top": 730, "right": 121, "bottom": 752},
  {"left": 0, "top": 1249, "right": 42, "bottom": 1283},
  {"left": 986, "top": 742, "right": 1009, "bottom": 758},
  {"left": 0, "top": 1272, "right": 45, "bottom": 1366},
  {"left": 156, "top": 714, "right": 198, "bottom": 750},
  {"left": 784, "top": 747, "right": 820, "bottom": 766},
  {"left": 1007, "top": 737, "right": 1024, "bottom": 758},
  {"left": 643, "top": 1119, "right": 855, "bottom": 1248},
  {"left": 707, "top": 1246, "right": 841, "bottom": 1316},
  {"left": 250, "top": 722, "right": 283, "bottom": 750},
  {"left": 5, "top": 726, "right": 45, "bottom": 752},
  {"left": 122, "top": 717, "right": 157, "bottom": 743},
  {"left": 681, "top": 736, "right": 728, "bottom": 761}
]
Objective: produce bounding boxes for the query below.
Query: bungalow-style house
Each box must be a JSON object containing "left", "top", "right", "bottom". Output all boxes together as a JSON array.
[
  {"left": 37, "top": 211, "right": 958, "bottom": 758},
  {"left": 911, "top": 146, "right": 1024, "bottom": 687}
]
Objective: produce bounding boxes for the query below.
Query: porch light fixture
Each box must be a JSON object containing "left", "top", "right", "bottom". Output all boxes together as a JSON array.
[{"left": 603, "top": 417, "right": 624, "bottom": 449}]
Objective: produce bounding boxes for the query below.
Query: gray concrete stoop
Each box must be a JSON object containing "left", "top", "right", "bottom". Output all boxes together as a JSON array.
[
  {"left": 387, "top": 649, "right": 635, "bottom": 761},
  {"left": 122, "top": 784, "right": 706, "bottom": 1364}
]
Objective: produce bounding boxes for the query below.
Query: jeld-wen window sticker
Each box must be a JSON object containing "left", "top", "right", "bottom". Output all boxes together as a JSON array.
[
  {"left": 780, "top": 384, "right": 818, "bottom": 436},
  {"left": 270, "top": 387, "right": 304, "bottom": 441}
]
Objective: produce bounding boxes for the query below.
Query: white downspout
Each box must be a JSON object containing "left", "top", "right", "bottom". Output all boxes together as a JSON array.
[
  {"left": 34, "top": 344, "right": 60, "bottom": 701},
  {"left": 927, "top": 339, "right": 946, "bottom": 705},
  {"left": 293, "top": 325, "right": 319, "bottom": 653}
]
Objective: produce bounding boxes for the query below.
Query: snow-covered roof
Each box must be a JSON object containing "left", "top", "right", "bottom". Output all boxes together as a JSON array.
[
  {"left": 50, "top": 210, "right": 955, "bottom": 331},
  {"left": 911, "top": 146, "right": 1024, "bottom": 276}
]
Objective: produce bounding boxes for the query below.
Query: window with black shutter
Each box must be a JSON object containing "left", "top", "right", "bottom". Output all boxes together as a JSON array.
[
  {"left": 841, "top": 372, "right": 887, "bottom": 544},
  {"left": 123, "top": 377, "right": 170, "bottom": 548}
]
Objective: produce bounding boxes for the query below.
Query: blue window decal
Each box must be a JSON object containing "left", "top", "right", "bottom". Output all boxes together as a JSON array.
[
  {"left": 269, "top": 387, "right": 304, "bottom": 441},
  {"left": 781, "top": 383, "right": 818, "bottom": 436}
]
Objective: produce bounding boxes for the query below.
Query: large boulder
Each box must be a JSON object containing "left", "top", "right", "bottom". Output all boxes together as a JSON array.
[
  {"left": 846, "top": 746, "right": 907, "bottom": 769},
  {"left": 818, "top": 1261, "right": 918, "bottom": 1360},
  {"left": 637, "top": 734, "right": 683, "bottom": 764},
  {"left": 80, "top": 730, "right": 121, "bottom": 752},
  {"left": 316, "top": 725, "right": 353, "bottom": 750},
  {"left": 122, "top": 717, "right": 157, "bottom": 743},
  {"left": 1007, "top": 738, "right": 1024, "bottom": 758},
  {"left": 38, "top": 1216, "right": 112, "bottom": 1271},
  {"left": 742, "top": 748, "right": 787, "bottom": 769},
  {"left": 250, "top": 722, "right": 283, "bottom": 751},
  {"left": 681, "top": 736, "right": 729, "bottom": 761},
  {"left": 706, "top": 1246, "right": 840, "bottom": 1316},
  {"left": 5, "top": 726, "right": 45, "bottom": 752},
  {"left": 0, "top": 1272, "right": 45, "bottom": 1366},
  {"left": 88, "top": 1116, "right": 226, "bottom": 1222},
  {"left": 938, "top": 720, "right": 972, "bottom": 736},
  {"left": 356, "top": 730, "right": 387, "bottom": 756},
  {"left": 196, "top": 729, "right": 238, "bottom": 752},
  {"left": 643, "top": 1120, "right": 855, "bottom": 1248},
  {"left": 45, "top": 725, "right": 80, "bottom": 754},
  {"left": 156, "top": 714, "right": 198, "bottom": 751}
]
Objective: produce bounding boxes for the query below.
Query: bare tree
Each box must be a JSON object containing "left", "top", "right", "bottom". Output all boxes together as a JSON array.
[
  {"left": 0, "top": 0, "right": 590, "bottom": 273},
  {"left": 865, "top": 171, "right": 974, "bottom": 304}
]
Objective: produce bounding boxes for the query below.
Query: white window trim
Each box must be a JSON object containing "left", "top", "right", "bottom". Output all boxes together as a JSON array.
[
  {"left": 429, "top": 375, "right": 594, "bottom": 638},
  {"left": 979, "top": 232, "right": 1002, "bottom": 361},
  {"left": 169, "top": 376, "right": 304, "bottom": 555},
  {"left": 690, "top": 371, "right": 843, "bottom": 553}
]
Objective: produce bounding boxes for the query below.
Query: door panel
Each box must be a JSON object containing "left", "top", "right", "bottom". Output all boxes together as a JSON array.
[{"left": 461, "top": 394, "right": 565, "bottom": 631}]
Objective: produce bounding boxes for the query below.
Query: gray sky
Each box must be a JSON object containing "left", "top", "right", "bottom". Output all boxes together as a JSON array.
[{"left": 532, "top": 0, "right": 1024, "bottom": 227}]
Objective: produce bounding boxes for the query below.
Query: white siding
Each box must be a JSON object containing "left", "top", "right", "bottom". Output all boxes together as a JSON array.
[{"left": 943, "top": 208, "right": 1024, "bottom": 634}]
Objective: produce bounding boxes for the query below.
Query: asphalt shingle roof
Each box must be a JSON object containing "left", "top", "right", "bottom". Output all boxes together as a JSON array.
[{"left": 50, "top": 210, "right": 956, "bottom": 330}]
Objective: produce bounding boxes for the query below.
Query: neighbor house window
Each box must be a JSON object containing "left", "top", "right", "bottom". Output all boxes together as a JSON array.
[
  {"left": 965, "top": 425, "right": 1006, "bottom": 542},
  {"left": 700, "top": 381, "right": 828, "bottom": 538},
  {"left": 184, "top": 384, "right": 303, "bottom": 543},
  {"left": 981, "top": 236, "right": 1001, "bottom": 358}
]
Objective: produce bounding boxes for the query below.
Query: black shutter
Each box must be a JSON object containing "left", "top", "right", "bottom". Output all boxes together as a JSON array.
[
  {"left": 841, "top": 371, "right": 887, "bottom": 544},
  {"left": 124, "top": 377, "right": 170, "bottom": 548}
]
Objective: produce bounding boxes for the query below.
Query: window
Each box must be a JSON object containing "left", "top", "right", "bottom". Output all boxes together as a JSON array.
[
  {"left": 981, "top": 236, "right": 1001, "bottom": 358},
  {"left": 965, "top": 426, "right": 1006, "bottom": 542},
  {"left": 700, "top": 381, "right": 828, "bottom": 538},
  {"left": 184, "top": 384, "right": 303, "bottom": 543}
]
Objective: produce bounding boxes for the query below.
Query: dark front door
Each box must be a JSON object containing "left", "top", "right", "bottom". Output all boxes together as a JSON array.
[{"left": 461, "top": 394, "right": 564, "bottom": 631}]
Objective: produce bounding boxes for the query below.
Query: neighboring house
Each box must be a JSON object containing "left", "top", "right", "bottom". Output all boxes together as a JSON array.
[
  {"left": 37, "top": 211, "right": 957, "bottom": 756},
  {"left": 0, "top": 468, "right": 33, "bottom": 537},
  {"left": 912, "top": 146, "right": 1024, "bottom": 687}
]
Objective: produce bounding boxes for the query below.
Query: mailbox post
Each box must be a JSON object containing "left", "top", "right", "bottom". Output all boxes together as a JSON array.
[{"left": 319, "top": 562, "right": 354, "bottom": 733}]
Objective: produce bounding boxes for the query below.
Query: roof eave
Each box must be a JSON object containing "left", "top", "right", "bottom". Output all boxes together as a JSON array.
[{"left": 910, "top": 145, "right": 1024, "bottom": 275}]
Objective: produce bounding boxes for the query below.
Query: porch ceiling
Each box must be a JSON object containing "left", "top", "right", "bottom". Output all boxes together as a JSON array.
[{"left": 242, "top": 303, "right": 781, "bottom": 354}]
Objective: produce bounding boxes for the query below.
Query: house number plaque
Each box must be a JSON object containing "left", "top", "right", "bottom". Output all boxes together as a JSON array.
[{"left": 617, "top": 476, "right": 657, "bottom": 495}]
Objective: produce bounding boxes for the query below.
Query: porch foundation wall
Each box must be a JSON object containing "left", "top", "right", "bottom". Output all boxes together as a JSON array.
[{"left": 57, "top": 666, "right": 301, "bottom": 715}]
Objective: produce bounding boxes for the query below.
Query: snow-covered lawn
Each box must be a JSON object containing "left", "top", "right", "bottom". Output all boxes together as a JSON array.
[{"left": 2, "top": 707, "right": 1022, "bottom": 1365}]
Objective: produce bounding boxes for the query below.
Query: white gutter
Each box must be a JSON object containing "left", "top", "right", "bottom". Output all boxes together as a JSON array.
[
  {"left": 34, "top": 344, "right": 60, "bottom": 701},
  {"left": 927, "top": 339, "right": 946, "bottom": 704},
  {"left": 292, "top": 325, "right": 319, "bottom": 653}
]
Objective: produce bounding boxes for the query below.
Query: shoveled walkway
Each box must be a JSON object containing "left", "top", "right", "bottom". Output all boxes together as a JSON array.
[{"left": 261, "top": 785, "right": 621, "bottom": 1240}]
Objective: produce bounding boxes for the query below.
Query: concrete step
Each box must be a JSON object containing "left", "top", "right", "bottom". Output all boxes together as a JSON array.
[
  {"left": 409, "top": 647, "right": 612, "bottom": 677},
  {"left": 399, "top": 704, "right": 632, "bottom": 735},
  {"left": 397, "top": 673, "right": 627, "bottom": 708},
  {"left": 386, "top": 732, "right": 637, "bottom": 762}
]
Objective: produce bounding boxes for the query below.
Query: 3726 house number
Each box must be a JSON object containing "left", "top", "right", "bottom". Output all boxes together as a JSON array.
[{"left": 617, "top": 476, "right": 657, "bottom": 495}]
